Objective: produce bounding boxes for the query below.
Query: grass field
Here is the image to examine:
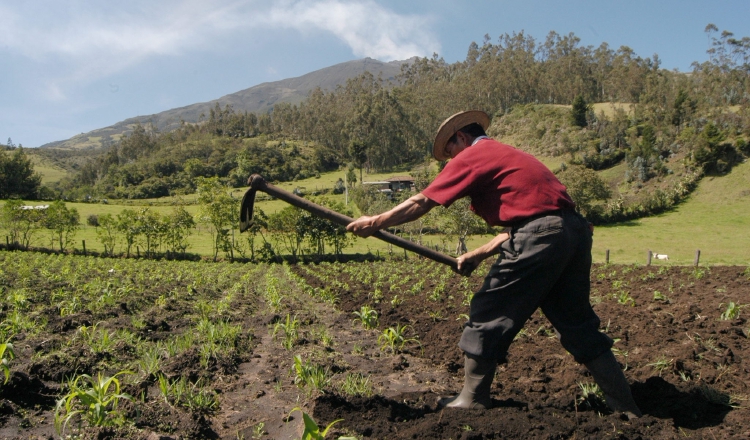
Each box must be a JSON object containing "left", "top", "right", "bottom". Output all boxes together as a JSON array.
[
  {"left": 3, "top": 161, "right": 749, "bottom": 265},
  {"left": 27, "top": 154, "right": 70, "bottom": 184}
]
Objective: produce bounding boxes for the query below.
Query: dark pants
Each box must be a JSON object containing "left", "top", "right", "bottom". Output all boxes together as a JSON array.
[{"left": 458, "top": 210, "right": 612, "bottom": 364}]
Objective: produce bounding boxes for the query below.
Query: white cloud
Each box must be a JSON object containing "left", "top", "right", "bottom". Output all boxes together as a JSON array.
[
  {"left": 0, "top": 0, "right": 438, "bottom": 101},
  {"left": 266, "top": 0, "right": 440, "bottom": 61}
]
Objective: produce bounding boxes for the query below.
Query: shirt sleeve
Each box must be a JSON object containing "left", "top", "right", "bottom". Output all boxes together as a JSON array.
[{"left": 421, "top": 157, "right": 476, "bottom": 208}]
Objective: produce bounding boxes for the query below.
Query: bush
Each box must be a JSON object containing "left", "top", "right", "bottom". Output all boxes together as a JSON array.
[{"left": 87, "top": 214, "right": 99, "bottom": 227}]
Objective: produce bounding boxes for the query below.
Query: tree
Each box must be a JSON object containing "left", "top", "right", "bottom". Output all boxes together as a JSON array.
[
  {"left": 164, "top": 206, "right": 195, "bottom": 257},
  {"left": 348, "top": 140, "right": 368, "bottom": 185},
  {"left": 0, "top": 147, "right": 42, "bottom": 199},
  {"left": 556, "top": 164, "right": 612, "bottom": 220},
  {"left": 439, "top": 198, "right": 491, "bottom": 255},
  {"left": 267, "top": 206, "right": 304, "bottom": 258},
  {"left": 115, "top": 209, "right": 141, "bottom": 257},
  {"left": 1, "top": 200, "right": 43, "bottom": 249},
  {"left": 43, "top": 200, "right": 80, "bottom": 251},
  {"left": 197, "top": 177, "right": 237, "bottom": 261},
  {"left": 135, "top": 208, "right": 164, "bottom": 258},
  {"left": 95, "top": 213, "right": 119, "bottom": 256},
  {"left": 570, "top": 94, "right": 589, "bottom": 128}
]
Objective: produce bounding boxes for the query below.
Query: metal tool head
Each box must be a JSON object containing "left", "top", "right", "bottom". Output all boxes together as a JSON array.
[{"left": 239, "top": 174, "right": 267, "bottom": 233}]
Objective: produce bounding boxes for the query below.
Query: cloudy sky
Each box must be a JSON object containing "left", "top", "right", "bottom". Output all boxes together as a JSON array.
[{"left": 2, "top": 0, "right": 748, "bottom": 148}]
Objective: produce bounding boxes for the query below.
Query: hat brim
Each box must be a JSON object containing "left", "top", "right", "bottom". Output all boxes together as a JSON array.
[{"left": 432, "top": 110, "right": 490, "bottom": 161}]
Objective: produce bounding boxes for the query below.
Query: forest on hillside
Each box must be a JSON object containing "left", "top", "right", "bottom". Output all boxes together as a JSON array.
[{"left": 27, "top": 25, "right": 750, "bottom": 223}]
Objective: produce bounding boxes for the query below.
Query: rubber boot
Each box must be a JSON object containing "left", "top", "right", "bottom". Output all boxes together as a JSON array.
[
  {"left": 438, "top": 353, "right": 496, "bottom": 409},
  {"left": 584, "top": 350, "right": 642, "bottom": 419}
]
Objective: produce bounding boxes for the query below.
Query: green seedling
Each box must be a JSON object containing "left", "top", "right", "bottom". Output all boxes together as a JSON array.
[
  {"left": 0, "top": 342, "right": 15, "bottom": 385},
  {"left": 576, "top": 381, "right": 604, "bottom": 410},
  {"left": 377, "top": 324, "right": 421, "bottom": 354},
  {"left": 293, "top": 355, "right": 331, "bottom": 394},
  {"left": 340, "top": 372, "right": 373, "bottom": 397},
  {"left": 273, "top": 314, "right": 300, "bottom": 350},
  {"left": 54, "top": 371, "right": 134, "bottom": 436},
  {"left": 157, "top": 374, "right": 218, "bottom": 414},
  {"left": 616, "top": 291, "right": 635, "bottom": 307},
  {"left": 720, "top": 302, "right": 745, "bottom": 320},
  {"left": 647, "top": 356, "right": 673, "bottom": 377},
  {"left": 653, "top": 290, "right": 669, "bottom": 302},
  {"left": 352, "top": 306, "right": 379, "bottom": 330},
  {"left": 286, "top": 407, "right": 357, "bottom": 440}
]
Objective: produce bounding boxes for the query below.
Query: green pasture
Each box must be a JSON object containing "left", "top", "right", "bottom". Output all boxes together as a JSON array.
[
  {"left": 28, "top": 155, "right": 70, "bottom": 184},
  {"left": 3, "top": 161, "right": 749, "bottom": 265}
]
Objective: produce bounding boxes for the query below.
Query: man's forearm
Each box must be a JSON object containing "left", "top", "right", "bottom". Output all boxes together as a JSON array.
[{"left": 373, "top": 193, "right": 437, "bottom": 229}]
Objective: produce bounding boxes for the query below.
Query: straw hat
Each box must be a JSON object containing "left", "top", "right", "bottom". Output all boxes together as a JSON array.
[{"left": 432, "top": 110, "right": 490, "bottom": 160}]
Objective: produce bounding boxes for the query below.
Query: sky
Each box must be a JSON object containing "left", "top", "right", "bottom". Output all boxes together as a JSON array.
[{"left": 2, "top": 0, "right": 748, "bottom": 148}]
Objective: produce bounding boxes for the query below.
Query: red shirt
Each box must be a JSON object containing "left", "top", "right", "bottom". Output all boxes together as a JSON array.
[{"left": 422, "top": 138, "right": 575, "bottom": 226}]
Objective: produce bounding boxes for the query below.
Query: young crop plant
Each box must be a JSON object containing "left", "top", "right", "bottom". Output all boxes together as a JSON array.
[
  {"left": 378, "top": 324, "right": 421, "bottom": 354},
  {"left": 647, "top": 356, "right": 674, "bottom": 377},
  {"left": 576, "top": 382, "right": 605, "bottom": 411},
  {"left": 720, "top": 302, "right": 746, "bottom": 320},
  {"left": 615, "top": 291, "right": 636, "bottom": 307},
  {"left": 292, "top": 355, "right": 331, "bottom": 394},
  {"left": 653, "top": 290, "right": 670, "bottom": 302},
  {"left": 157, "top": 374, "right": 219, "bottom": 414},
  {"left": 287, "top": 407, "right": 358, "bottom": 440},
  {"left": 352, "top": 306, "right": 379, "bottom": 330},
  {"left": 54, "top": 371, "right": 134, "bottom": 436},
  {"left": 340, "top": 372, "right": 373, "bottom": 397},
  {"left": 1, "top": 342, "right": 15, "bottom": 385},
  {"left": 273, "top": 314, "right": 300, "bottom": 350}
]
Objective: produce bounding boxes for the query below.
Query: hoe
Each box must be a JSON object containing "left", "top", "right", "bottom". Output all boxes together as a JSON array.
[{"left": 239, "top": 174, "right": 473, "bottom": 275}]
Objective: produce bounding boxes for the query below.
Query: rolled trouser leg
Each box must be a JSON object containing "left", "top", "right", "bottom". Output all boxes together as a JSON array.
[
  {"left": 584, "top": 350, "right": 642, "bottom": 419},
  {"left": 438, "top": 353, "right": 496, "bottom": 409}
]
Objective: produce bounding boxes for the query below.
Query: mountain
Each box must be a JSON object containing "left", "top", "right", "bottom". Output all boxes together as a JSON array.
[{"left": 40, "top": 57, "right": 413, "bottom": 151}]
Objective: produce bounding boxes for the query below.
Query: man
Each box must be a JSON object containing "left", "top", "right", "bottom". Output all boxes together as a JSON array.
[{"left": 346, "top": 110, "right": 641, "bottom": 418}]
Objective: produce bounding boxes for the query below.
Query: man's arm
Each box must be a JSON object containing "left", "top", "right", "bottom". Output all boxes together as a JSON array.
[
  {"left": 347, "top": 193, "right": 438, "bottom": 237},
  {"left": 456, "top": 230, "right": 510, "bottom": 275}
]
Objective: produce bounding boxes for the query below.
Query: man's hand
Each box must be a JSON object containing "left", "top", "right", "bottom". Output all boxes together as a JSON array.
[
  {"left": 456, "top": 253, "right": 482, "bottom": 277},
  {"left": 346, "top": 215, "right": 380, "bottom": 238}
]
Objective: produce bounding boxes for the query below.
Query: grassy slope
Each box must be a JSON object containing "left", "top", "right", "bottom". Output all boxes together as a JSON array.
[
  {"left": 28, "top": 154, "right": 70, "bottom": 184},
  {"left": 591, "top": 160, "right": 750, "bottom": 265}
]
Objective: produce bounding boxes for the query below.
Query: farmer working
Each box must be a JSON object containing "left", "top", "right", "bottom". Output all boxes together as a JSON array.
[{"left": 346, "top": 110, "right": 641, "bottom": 418}]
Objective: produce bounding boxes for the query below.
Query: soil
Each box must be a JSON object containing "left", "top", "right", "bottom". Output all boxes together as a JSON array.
[{"left": 0, "top": 254, "right": 748, "bottom": 439}]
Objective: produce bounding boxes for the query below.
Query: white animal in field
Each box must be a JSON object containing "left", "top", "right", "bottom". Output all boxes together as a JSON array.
[{"left": 653, "top": 253, "right": 669, "bottom": 261}]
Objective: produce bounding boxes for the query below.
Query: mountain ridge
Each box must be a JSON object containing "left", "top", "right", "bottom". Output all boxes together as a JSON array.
[{"left": 40, "top": 57, "right": 413, "bottom": 150}]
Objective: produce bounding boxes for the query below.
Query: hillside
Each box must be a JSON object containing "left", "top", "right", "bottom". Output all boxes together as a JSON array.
[{"left": 40, "top": 57, "right": 412, "bottom": 151}]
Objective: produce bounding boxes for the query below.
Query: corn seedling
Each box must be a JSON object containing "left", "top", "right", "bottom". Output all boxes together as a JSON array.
[
  {"left": 615, "top": 291, "right": 635, "bottom": 307},
  {"left": 136, "top": 344, "right": 165, "bottom": 379},
  {"left": 340, "top": 372, "right": 373, "bottom": 397},
  {"left": 273, "top": 314, "right": 300, "bottom": 350},
  {"left": 157, "top": 374, "right": 219, "bottom": 414},
  {"left": 0, "top": 342, "right": 15, "bottom": 385},
  {"left": 390, "top": 295, "right": 403, "bottom": 307},
  {"left": 293, "top": 355, "right": 331, "bottom": 394},
  {"left": 352, "top": 306, "right": 379, "bottom": 330},
  {"left": 647, "top": 356, "right": 673, "bottom": 376},
  {"left": 653, "top": 290, "right": 669, "bottom": 302},
  {"left": 720, "top": 302, "right": 745, "bottom": 320},
  {"left": 377, "top": 324, "right": 421, "bottom": 354},
  {"left": 54, "top": 371, "right": 134, "bottom": 436},
  {"left": 576, "top": 381, "right": 604, "bottom": 410},
  {"left": 287, "top": 407, "right": 358, "bottom": 440},
  {"left": 251, "top": 422, "right": 266, "bottom": 439}
]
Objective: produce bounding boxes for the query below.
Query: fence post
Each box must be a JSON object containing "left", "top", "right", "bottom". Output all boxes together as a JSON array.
[
  {"left": 404, "top": 248, "right": 408, "bottom": 260},
  {"left": 605, "top": 249, "right": 610, "bottom": 264},
  {"left": 694, "top": 249, "right": 701, "bottom": 266},
  {"left": 82, "top": 240, "right": 86, "bottom": 256},
  {"left": 647, "top": 250, "right": 652, "bottom": 266}
]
